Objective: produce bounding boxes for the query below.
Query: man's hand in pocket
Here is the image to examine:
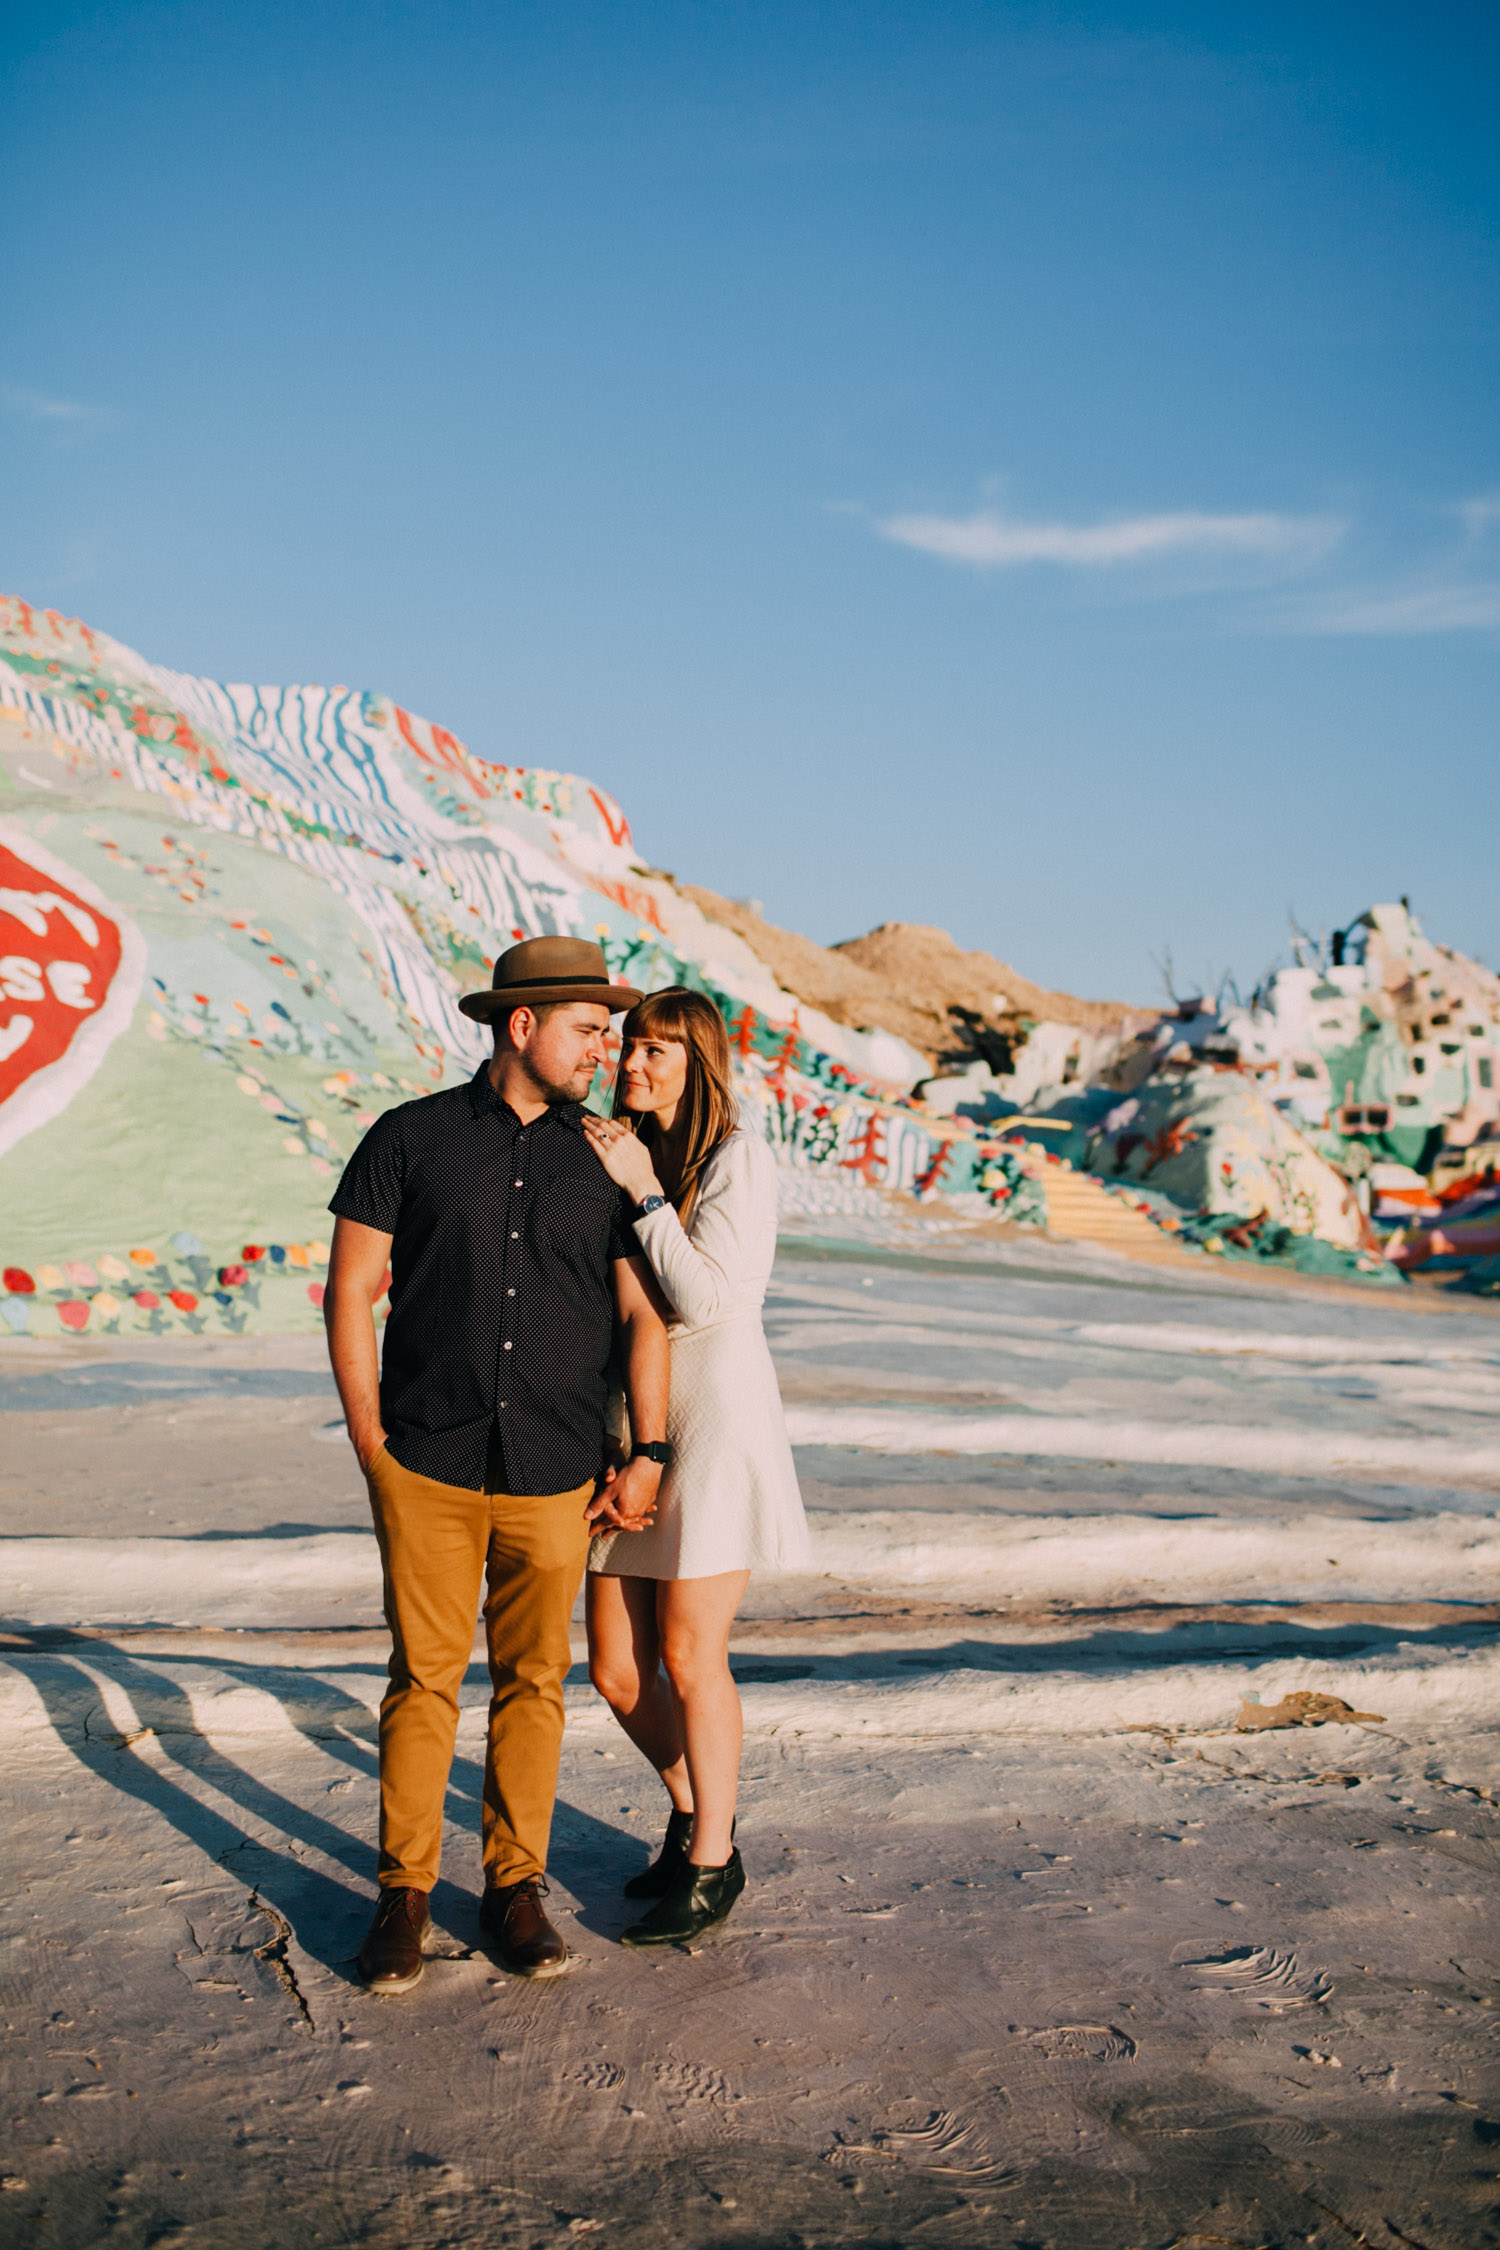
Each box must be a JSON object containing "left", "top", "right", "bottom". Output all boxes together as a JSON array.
[{"left": 353, "top": 1427, "right": 388, "bottom": 1474}]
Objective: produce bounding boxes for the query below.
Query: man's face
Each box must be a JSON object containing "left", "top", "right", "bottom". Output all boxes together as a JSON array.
[{"left": 512, "top": 1002, "right": 612, "bottom": 1102}]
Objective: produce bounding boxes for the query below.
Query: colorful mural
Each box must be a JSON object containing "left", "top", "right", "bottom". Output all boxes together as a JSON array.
[
  {"left": 0, "top": 598, "right": 1043, "bottom": 1336},
  {"left": 0, "top": 824, "right": 144, "bottom": 1158}
]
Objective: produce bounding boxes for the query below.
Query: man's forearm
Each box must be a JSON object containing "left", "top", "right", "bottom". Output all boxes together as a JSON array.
[
  {"left": 620, "top": 1309, "right": 670, "bottom": 1447},
  {"left": 325, "top": 1285, "right": 385, "bottom": 1466}
]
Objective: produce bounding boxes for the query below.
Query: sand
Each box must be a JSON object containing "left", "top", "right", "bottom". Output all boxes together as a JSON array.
[{"left": 2, "top": 1225, "right": 1498, "bottom": 2247}]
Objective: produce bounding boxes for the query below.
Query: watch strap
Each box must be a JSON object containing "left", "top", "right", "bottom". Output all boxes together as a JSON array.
[{"left": 632, "top": 1440, "right": 672, "bottom": 1466}]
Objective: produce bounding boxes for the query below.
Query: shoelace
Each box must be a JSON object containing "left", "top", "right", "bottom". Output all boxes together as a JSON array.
[{"left": 499, "top": 1875, "right": 549, "bottom": 1922}]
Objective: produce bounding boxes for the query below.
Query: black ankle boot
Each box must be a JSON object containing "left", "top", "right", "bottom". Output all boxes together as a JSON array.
[
  {"left": 619, "top": 1849, "right": 746, "bottom": 1947},
  {"left": 623, "top": 1806, "right": 693, "bottom": 1899}
]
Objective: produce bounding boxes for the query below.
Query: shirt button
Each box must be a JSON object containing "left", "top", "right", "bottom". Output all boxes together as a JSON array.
[
  {"left": 503, "top": 1341, "right": 512, "bottom": 1351},
  {"left": 507, "top": 1288, "right": 516, "bottom": 1297},
  {"left": 510, "top": 1231, "right": 519, "bottom": 1239},
  {"left": 514, "top": 1179, "right": 524, "bottom": 1187}
]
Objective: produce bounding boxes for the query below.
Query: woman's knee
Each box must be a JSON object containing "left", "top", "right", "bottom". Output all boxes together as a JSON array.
[
  {"left": 588, "top": 1648, "right": 641, "bottom": 1710},
  {"left": 660, "top": 1632, "right": 730, "bottom": 1699}
]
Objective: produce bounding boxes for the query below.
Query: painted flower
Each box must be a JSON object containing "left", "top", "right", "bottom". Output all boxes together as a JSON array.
[
  {"left": 57, "top": 1300, "right": 90, "bottom": 1331},
  {"left": 168, "top": 1290, "right": 198, "bottom": 1313},
  {"left": 218, "top": 1265, "right": 249, "bottom": 1288},
  {"left": 2, "top": 1267, "right": 35, "bottom": 1295},
  {"left": 133, "top": 1290, "right": 161, "bottom": 1310}
]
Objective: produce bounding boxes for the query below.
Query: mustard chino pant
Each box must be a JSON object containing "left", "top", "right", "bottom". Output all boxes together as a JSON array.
[{"left": 364, "top": 1445, "right": 594, "bottom": 1893}]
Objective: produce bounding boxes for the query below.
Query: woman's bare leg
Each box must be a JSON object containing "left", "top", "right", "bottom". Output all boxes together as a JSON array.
[
  {"left": 656, "top": 1571, "right": 750, "bottom": 1867},
  {"left": 586, "top": 1573, "right": 692, "bottom": 1813}
]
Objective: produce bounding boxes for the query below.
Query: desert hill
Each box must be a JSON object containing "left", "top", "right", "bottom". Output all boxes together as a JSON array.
[{"left": 679, "top": 886, "right": 1142, "bottom": 1064}]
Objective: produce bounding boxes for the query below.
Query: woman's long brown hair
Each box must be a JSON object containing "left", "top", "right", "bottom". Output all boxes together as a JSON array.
[{"left": 611, "top": 987, "right": 737, "bottom": 1230}]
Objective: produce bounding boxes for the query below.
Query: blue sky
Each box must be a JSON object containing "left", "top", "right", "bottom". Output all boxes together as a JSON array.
[{"left": 4, "top": 0, "right": 1498, "bottom": 1003}]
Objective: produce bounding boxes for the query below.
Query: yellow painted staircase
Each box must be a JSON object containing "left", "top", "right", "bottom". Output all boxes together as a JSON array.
[{"left": 1037, "top": 1163, "right": 1203, "bottom": 1268}]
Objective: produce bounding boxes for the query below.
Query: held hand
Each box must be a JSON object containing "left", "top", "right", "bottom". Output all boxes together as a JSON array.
[
  {"left": 585, "top": 1466, "right": 619, "bottom": 1528},
  {"left": 587, "top": 1456, "right": 661, "bottom": 1533},
  {"left": 581, "top": 1113, "right": 662, "bottom": 1205},
  {"left": 611, "top": 1456, "right": 664, "bottom": 1530}
]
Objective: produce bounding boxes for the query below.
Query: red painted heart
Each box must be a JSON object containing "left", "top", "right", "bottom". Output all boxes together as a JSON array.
[{"left": 0, "top": 837, "right": 127, "bottom": 1120}]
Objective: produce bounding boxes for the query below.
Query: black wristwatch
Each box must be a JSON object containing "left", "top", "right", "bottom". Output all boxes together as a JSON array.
[
  {"left": 636, "top": 1193, "right": 668, "bottom": 1217},
  {"left": 632, "top": 1441, "right": 672, "bottom": 1466}
]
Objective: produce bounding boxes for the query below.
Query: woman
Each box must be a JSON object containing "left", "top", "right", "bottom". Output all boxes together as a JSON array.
[{"left": 582, "top": 987, "right": 811, "bottom": 1947}]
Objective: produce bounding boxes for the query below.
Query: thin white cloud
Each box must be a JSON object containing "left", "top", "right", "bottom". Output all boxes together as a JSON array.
[
  {"left": 1299, "top": 582, "right": 1500, "bottom": 636},
  {"left": 1455, "top": 492, "right": 1500, "bottom": 543},
  {"left": 876, "top": 504, "right": 1340, "bottom": 569},
  {"left": 1278, "top": 489, "right": 1500, "bottom": 634},
  {"left": 4, "top": 388, "right": 88, "bottom": 422},
  {"left": 862, "top": 484, "right": 1500, "bottom": 634},
  {"left": 1, "top": 386, "right": 115, "bottom": 440}
]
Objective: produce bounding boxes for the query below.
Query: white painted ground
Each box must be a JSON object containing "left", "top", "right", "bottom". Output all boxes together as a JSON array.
[{"left": 2, "top": 1229, "right": 1498, "bottom": 2246}]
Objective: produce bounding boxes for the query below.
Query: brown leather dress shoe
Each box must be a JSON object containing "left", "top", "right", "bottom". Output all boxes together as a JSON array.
[
  {"left": 480, "top": 1875, "right": 569, "bottom": 1978},
  {"left": 358, "top": 1886, "right": 430, "bottom": 1994}
]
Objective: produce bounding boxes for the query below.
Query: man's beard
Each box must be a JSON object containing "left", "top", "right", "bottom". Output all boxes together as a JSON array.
[{"left": 525, "top": 1055, "right": 597, "bottom": 1106}]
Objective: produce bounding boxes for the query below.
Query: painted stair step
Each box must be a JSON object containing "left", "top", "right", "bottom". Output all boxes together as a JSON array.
[{"left": 1036, "top": 1170, "right": 1198, "bottom": 1263}]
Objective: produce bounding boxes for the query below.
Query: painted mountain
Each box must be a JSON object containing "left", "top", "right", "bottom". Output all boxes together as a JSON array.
[{"left": 0, "top": 596, "right": 1050, "bottom": 1339}]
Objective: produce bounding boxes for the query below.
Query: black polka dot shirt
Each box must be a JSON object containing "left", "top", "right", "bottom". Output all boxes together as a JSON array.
[{"left": 329, "top": 1065, "right": 636, "bottom": 1494}]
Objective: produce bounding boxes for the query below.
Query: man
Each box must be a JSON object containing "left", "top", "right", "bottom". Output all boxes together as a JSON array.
[{"left": 324, "top": 935, "right": 670, "bottom": 1995}]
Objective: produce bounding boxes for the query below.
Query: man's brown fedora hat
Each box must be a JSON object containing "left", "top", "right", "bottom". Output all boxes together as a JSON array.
[{"left": 458, "top": 935, "right": 644, "bottom": 1024}]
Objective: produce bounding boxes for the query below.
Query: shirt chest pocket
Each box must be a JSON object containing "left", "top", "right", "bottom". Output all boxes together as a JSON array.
[{"left": 534, "top": 1175, "right": 616, "bottom": 1268}]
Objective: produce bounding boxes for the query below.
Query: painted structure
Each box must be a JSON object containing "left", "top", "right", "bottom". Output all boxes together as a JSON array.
[
  {"left": 1220, "top": 903, "right": 1500, "bottom": 1169},
  {"left": 6, "top": 597, "right": 1483, "bottom": 1315},
  {"left": 0, "top": 598, "right": 1048, "bottom": 1335}
]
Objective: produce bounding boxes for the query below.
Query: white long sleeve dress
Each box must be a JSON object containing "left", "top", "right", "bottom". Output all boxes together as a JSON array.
[{"left": 588, "top": 1125, "right": 812, "bottom": 1580}]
